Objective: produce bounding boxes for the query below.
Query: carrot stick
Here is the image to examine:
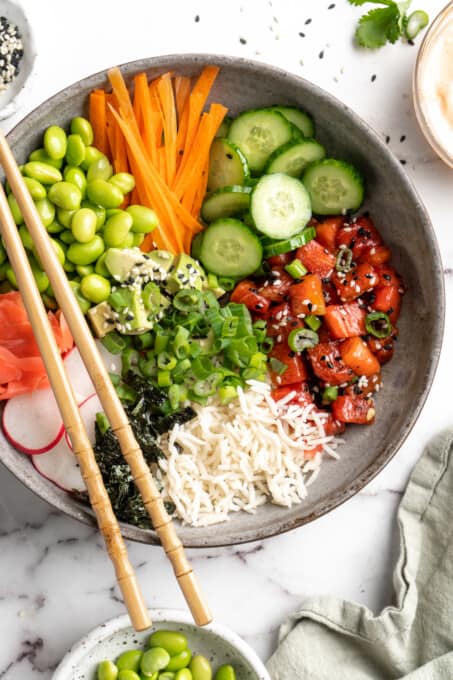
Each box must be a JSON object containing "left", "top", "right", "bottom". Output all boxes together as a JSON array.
[
  {"left": 133, "top": 73, "right": 149, "bottom": 135},
  {"left": 89, "top": 90, "right": 109, "bottom": 156},
  {"left": 174, "top": 76, "right": 191, "bottom": 122},
  {"left": 191, "top": 158, "right": 209, "bottom": 219},
  {"left": 157, "top": 73, "right": 177, "bottom": 185}
]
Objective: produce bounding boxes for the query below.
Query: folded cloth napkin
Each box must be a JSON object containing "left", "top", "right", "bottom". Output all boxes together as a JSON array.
[{"left": 267, "top": 430, "right": 453, "bottom": 679}]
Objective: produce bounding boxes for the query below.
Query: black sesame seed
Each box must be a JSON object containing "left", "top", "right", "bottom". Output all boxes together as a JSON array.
[
  {"left": 328, "top": 3, "right": 335, "bottom": 8},
  {"left": 298, "top": 31, "right": 305, "bottom": 37},
  {"left": 383, "top": 274, "right": 391, "bottom": 281},
  {"left": 400, "top": 159, "right": 407, "bottom": 165},
  {"left": 226, "top": 153, "right": 233, "bottom": 159},
  {"left": 194, "top": 15, "right": 200, "bottom": 22},
  {"left": 319, "top": 50, "right": 324, "bottom": 59},
  {"left": 371, "top": 74, "right": 376, "bottom": 82},
  {"left": 239, "top": 37, "right": 247, "bottom": 44},
  {"left": 385, "top": 135, "right": 390, "bottom": 144},
  {"left": 400, "top": 135, "right": 406, "bottom": 142},
  {"left": 305, "top": 18, "right": 312, "bottom": 24}
]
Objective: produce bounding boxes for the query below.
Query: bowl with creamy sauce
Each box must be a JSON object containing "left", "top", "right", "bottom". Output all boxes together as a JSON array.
[{"left": 414, "top": 1, "right": 453, "bottom": 167}]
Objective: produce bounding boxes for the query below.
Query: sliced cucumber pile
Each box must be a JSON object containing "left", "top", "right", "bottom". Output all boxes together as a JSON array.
[{"left": 194, "top": 104, "right": 365, "bottom": 277}]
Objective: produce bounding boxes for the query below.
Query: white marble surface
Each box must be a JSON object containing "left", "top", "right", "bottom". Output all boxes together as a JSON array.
[{"left": 0, "top": 0, "right": 451, "bottom": 676}]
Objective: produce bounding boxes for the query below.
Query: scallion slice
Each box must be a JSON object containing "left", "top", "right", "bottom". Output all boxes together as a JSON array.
[
  {"left": 335, "top": 247, "right": 353, "bottom": 273},
  {"left": 365, "top": 311, "right": 392, "bottom": 338},
  {"left": 288, "top": 328, "right": 319, "bottom": 352}
]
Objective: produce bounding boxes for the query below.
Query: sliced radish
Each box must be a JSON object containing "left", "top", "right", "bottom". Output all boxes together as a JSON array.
[
  {"left": 62, "top": 343, "right": 122, "bottom": 397},
  {"left": 2, "top": 389, "right": 65, "bottom": 454},
  {"left": 65, "top": 393, "right": 103, "bottom": 449},
  {"left": 32, "top": 436, "right": 86, "bottom": 492}
]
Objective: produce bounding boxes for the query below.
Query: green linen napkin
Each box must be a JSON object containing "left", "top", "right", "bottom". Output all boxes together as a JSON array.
[{"left": 267, "top": 430, "right": 453, "bottom": 679}]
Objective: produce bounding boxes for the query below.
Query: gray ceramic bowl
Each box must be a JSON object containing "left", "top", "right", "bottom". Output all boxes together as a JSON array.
[
  {"left": 0, "top": 54, "right": 444, "bottom": 547},
  {"left": 52, "top": 609, "right": 270, "bottom": 680}
]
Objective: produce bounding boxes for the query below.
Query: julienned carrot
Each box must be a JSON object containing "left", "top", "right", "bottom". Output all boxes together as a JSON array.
[
  {"left": 174, "top": 76, "right": 191, "bottom": 121},
  {"left": 191, "top": 158, "right": 209, "bottom": 220},
  {"left": 133, "top": 73, "right": 149, "bottom": 136},
  {"left": 89, "top": 90, "right": 109, "bottom": 156},
  {"left": 157, "top": 74, "right": 177, "bottom": 185}
]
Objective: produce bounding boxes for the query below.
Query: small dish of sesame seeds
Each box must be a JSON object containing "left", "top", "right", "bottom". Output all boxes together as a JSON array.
[{"left": 0, "top": 0, "right": 36, "bottom": 120}]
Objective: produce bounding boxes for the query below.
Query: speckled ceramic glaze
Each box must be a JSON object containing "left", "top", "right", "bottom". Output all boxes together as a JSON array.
[
  {"left": 0, "top": 54, "right": 445, "bottom": 547},
  {"left": 52, "top": 609, "right": 271, "bottom": 680}
]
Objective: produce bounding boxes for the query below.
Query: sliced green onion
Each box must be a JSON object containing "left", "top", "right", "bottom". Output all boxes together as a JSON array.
[
  {"left": 168, "top": 384, "right": 187, "bottom": 410},
  {"left": 405, "top": 10, "right": 429, "bottom": 40},
  {"left": 172, "top": 358, "right": 191, "bottom": 383},
  {"left": 108, "top": 289, "right": 130, "bottom": 312},
  {"left": 134, "top": 332, "right": 153, "bottom": 350},
  {"left": 269, "top": 357, "right": 288, "bottom": 375},
  {"left": 193, "top": 372, "right": 222, "bottom": 397},
  {"left": 121, "top": 347, "right": 139, "bottom": 375},
  {"left": 322, "top": 386, "right": 338, "bottom": 403},
  {"left": 173, "top": 288, "right": 203, "bottom": 313},
  {"left": 260, "top": 336, "right": 274, "bottom": 354},
  {"left": 288, "top": 328, "right": 319, "bottom": 352},
  {"left": 154, "top": 332, "right": 169, "bottom": 353},
  {"left": 249, "top": 351, "right": 267, "bottom": 369},
  {"left": 222, "top": 317, "right": 239, "bottom": 337},
  {"left": 218, "top": 276, "right": 237, "bottom": 292},
  {"left": 285, "top": 258, "right": 308, "bottom": 280},
  {"left": 138, "top": 356, "right": 156, "bottom": 378},
  {"left": 207, "top": 272, "right": 219, "bottom": 290},
  {"left": 101, "top": 331, "right": 128, "bottom": 355},
  {"left": 142, "top": 282, "right": 161, "bottom": 311},
  {"left": 96, "top": 412, "right": 110, "bottom": 436},
  {"left": 335, "top": 247, "right": 353, "bottom": 273},
  {"left": 218, "top": 385, "right": 237, "bottom": 404},
  {"left": 202, "top": 289, "right": 221, "bottom": 309},
  {"left": 157, "top": 352, "right": 177, "bottom": 370},
  {"left": 242, "top": 367, "right": 265, "bottom": 381},
  {"left": 157, "top": 370, "right": 172, "bottom": 387},
  {"left": 365, "top": 311, "right": 392, "bottom": 338},
  {"left": 305, "top": 315, "right": 321, "bottom": 332},
  {"left": 192, "top": 355, "right": 214, "bottom": 379},
  {"left": 109, "top": 372, "right": 121, "bottom": 386},
  {"left": 115, "top": 383, "right": 137, "bottom": 403}
]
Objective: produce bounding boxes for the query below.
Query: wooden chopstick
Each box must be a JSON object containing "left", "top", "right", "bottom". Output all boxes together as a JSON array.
[
  {"left": 0, "top": 181, "right": 151, "bottom": 632},
  {"left": 0, "top": 128, "right": 212, "bottom": 627}
]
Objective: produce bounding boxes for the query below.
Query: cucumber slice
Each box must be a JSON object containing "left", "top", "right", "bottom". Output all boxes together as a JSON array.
[
  {"left": 199, "top": 218, "right": 263, "bottom": 277},
  {"left": 215, "top": 116, "right": 232, "bottom": 138},
  {"left": 265, "top": 139, "right": 326, "bottom": 177},
  {"left": 302, "top": 158, "right": 365, "bottom": 215},
  {"left": 208, "top": 138, "right": 250, "bottom": 192},
  {"left": 262, "top": 226, "right": 316, "bottom": 258},
  {"left": 201, "top": 185, "right": 252, "bottom": 223},
  {"left": 271, "top": 106, "right": 315, "bottom": 138},
  {"left": 250, "top": 173, "right": 312, "bottom": 240},
  {"left": 228, "top": 109, "right": 293, "bottom": 174},
  {"left": 190, "top": 231, "right": 204, "bottom": 261}
]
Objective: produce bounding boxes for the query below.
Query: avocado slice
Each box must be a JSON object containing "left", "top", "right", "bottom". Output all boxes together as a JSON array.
[
  {"left": 88, "top": 301, "right": 115, "bottom": 338},
  {"left": 104, "top": 248, "right": 144, "bottom": 282},
  {"left": 166, "top": 253, "right": 208, "bottom": 295}
]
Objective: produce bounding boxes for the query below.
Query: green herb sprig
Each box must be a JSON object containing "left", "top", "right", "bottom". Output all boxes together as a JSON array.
[{"left": 348, "top": 0, "right": 429, "bottom": 48}]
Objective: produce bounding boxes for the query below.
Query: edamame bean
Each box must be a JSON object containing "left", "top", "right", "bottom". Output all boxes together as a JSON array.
[
  {"left": 0, "top": 242, "right": 6, "bottom": 265},
  {"left": 87, "top": 178, "right": 124, "bottom": 209},
  {"left": 132, "top": 233, "right": 145, "bottom": 247},
  {"left": 148, "top": 630, "right": 188, "bottom": 657},
  {"left": 60, "top": 229, "right": 76, "bottom": 244},
  {"left": 64, "top": 166, "right": 87, "bottom": 198},
  {"left": 30, "top": 257, "right": 50, "bottom": 292},
  {"left": 5, "top": 265, "right": 17, "bottom": 288},
  {"left": 35, "top": 198, "right": 56, "bottom": 227},
  {"left": 140, "top": 648, "right": 170, "bottom": 676},
  {"left": 109, "top": 172, "right": 135, "bottom": 194},
  {"left": 46, "top": 220, "right": 64, "bottom": 234},
  {"left": 29, "top": 147, "right": 63, "bottom": 169},
  {"left": 103, "top": 211, "right": 133, "bottom": 247},
  {"left": 160, "top": 674, "right": 176, "bottom": 680},
  {"left": 116, "top": 650, "right": 143, "bottom": 673},
  {"left": 81, "top": 146, "right": 105, "bottom": 171},
  {"left": 23, "top": 176, "right": 47, "bottom": 200},
  {"left": 65, "top": 134, "right": 86, "bottom": 166},
  {"left": 71, "top": 208, "right": 97, "bottom": 243},
  {"left": 214, "top": 666, "right": 235, "bottom": 680},
  {"left": 87, "top": 156, "right": 113, "bottom": 182},
  {"left": 63, "top": 259, "right": 76, "bottom": 273},
  {"left": 175, "top": 670, "right": 192, "bottom": 680},
  {"left": 69, "top": 280, "right": 91, "bottom": 313},
  {"left": 57, "top": 208, "right": 77, "bottom": 228},
  {"left": 44, "top": 125, "right": 67, "bottom": 160},
  {"left": 48, "top": 181, "right": 82, "bottom": 211},
  {"left": 94, "top": 252, "right": 110, "bottom": 277},
  {"left": 67, "top": 235, "right": 104, "bottom": 265},
  {"left": 23, "top": 161, "right": 62, "bottom": 184},
  {"left": 19, "top": 225, "right": 33, "bottom": 250},
  {"left": 97, "top": 660, "right": 119, "bottom": 680},
  {"left": 126, "top": 205, "right": 159, "bottom": 234},
  {"left": 105, "top": 209, "right": 122, "bottom": 219},
  {"left": 0, "top": 280, "right": 13, "bottom": 293},
  {"left": 189, "top": 656, "right": 212, "bottom": 680},
  {"left": 8, "top": 193, "right": 23, "bottom": 224},
  {"left": 118, "top": 671, "right": 140, "bottom": 680},
  {"left": 42, "top": 293, "right": 58, "bottom": 310},
  {"left": 33, "top": 239, "right": 65, "bottom": 267},
  {"left": 165, "top": 650, "right": 192, "bottom": 673},
  {"left": 70, "top": 116, "right": 94, "bottom": 146},
  {"left": 0, "top": 263, "right": 7, "bottom": 281},
  {"left": 118, "top": 232, "right": 134, "bottom": 249},
  {"left": 81, "top": 200, "right": 106, "bottom": 230},
  {"left": 76, "top": 265, "right": 94, "bottom": 277}
]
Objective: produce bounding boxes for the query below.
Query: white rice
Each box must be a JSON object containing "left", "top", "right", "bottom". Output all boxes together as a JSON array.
[{"left": 156, "top": 380, "right": 340, "bottom": 527}]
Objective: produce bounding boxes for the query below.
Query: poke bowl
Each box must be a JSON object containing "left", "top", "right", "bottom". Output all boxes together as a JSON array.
[
  {"left": 0, "top": 54, "right": 444, "bottom": 547},
  {"left": 52, "top": 608, "right": 271, "bottom": 680}
]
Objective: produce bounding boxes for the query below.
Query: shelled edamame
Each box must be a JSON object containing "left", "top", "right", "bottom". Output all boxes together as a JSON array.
[
  {"left": 96, "top": 629, "right": 237, "bottom": 680},
  {"left": 1, "top": 116, "right": 159, "bottom": 315}
]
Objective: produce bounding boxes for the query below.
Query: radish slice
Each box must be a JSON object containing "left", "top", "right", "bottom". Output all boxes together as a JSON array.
[
  {"left": 2, "top": 390, "right": 65, "bottom": 454},
  {"left": 65, "top": 393, "right": 103, "bottom": 449},
  {"left": 62, "top": 343, "right": 122, "bottom": 397},
  {"left": 32, "top": 436, "right": 86, "bottom": 492}
]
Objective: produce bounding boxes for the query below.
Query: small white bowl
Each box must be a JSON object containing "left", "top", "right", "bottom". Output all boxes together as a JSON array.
[
  {"left": 52, "top": 609, "right": 271, "bottom": 680},
  {"left": 0, "top": 0, "right": 36, "bottom": 120}
]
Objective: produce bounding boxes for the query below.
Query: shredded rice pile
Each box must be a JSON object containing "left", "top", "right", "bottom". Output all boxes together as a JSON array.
[{"left": 156, "top": 380, "right": 339, "bottom": 527}]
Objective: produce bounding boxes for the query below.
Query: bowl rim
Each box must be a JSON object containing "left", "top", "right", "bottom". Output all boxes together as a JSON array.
[
  {"left": 413, "top": 1, "right": 453, "bottom": 168},
  {"left": 52, "top": 608, "right": 271, "bottom": 680},
  {"left": 1, "top": 52, "right": 446, "bottom": 547}
]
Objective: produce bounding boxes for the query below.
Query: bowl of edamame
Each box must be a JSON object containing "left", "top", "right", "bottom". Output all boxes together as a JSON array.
[{"left": 52, "top": 609, "right": 271, "bottom": 680}]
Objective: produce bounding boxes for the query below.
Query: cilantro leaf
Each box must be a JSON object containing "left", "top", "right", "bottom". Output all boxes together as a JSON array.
[{"left": 355, "top": 5, "right": 401, "bottom": 47}]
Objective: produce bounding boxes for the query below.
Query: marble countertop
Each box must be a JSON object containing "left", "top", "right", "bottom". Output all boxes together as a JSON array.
[{"left": 0, "top": 0, "right": 451, "bottom": 676}]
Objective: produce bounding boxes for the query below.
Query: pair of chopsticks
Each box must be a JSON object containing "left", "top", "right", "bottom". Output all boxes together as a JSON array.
[{"left": 0, "top": 129, "right": 211, "bottom": 631}]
